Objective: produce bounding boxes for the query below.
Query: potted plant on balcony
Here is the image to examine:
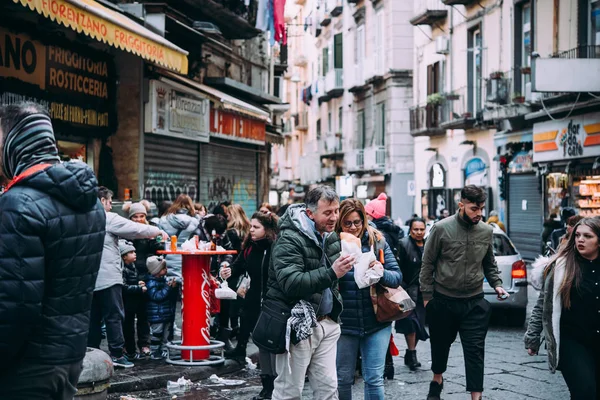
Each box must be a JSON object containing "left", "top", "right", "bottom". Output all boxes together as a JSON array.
[
  {"left": 520, "top": 66, "right": 531, "bottom": 75},
  {"left": 512, "top": 92, "right": 525, "bottom": 103},
  {"left": 489, "top": 71, "right": 504, "bottom": 80},
  {"left": 427, "top": 93, "right": 445, "bottom": 105},
  {"left": 444, "top": 92, "right": 459, "bottom": 101}
]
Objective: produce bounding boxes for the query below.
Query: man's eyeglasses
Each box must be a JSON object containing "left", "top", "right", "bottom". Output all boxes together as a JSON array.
[{"left": 343, "top": 219, "right": 363, "bottom": 228}]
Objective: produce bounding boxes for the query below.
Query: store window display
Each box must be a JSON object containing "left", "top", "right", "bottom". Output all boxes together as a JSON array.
[{"left": 546, "top": 172, "right": 600, "bottom": 217}]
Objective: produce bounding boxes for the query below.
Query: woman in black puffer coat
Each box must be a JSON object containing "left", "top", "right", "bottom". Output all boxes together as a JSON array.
[{"left": 220, "top": 212, "right": 279, "bottom": 400}]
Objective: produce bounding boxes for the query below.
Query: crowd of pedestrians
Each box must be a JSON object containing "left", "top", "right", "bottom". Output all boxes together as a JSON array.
[{"left": 0, "top": 102, "right": 598, "bottom": 400}]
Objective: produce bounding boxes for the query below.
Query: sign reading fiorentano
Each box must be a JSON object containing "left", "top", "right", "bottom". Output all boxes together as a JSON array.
[{"left": 0, "top": 27, "right": 115, "bottom": 133}]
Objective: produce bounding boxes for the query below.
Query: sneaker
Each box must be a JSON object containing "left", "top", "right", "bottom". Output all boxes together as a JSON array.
[
  {"left": 426, "top": 380, "right": 443, "bottom": 400},
  {"left": 141, "top": 347, "right": 151, "bottom": 357},
  {"left": 150, "top": 349, "right": 169, "bottom": 360},
  {"left": 112, "top": 355, "right": 134, "bottom": 368},
  {"left": 125, "top": 352, "right": 138, "bottom": 360}
]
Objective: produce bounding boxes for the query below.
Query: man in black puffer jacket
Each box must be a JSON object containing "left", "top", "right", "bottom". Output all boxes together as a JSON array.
[
  {"left": 265, "top": 186, "right": 356, "bottom": 399},
  {"left": 0, "top": 103, "right": 106, "bottom": 399}
]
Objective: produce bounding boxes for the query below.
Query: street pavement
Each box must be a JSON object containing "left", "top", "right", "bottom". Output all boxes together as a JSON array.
[{"left": 109, "top": 280, "right": 569, "bottom": 400}]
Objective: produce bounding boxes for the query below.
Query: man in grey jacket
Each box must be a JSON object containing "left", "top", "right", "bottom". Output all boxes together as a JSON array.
[
  {"left": 88, "top": 187, "right": 167, "bottom": 368},
  {"left": 420, "top": 185, "right": 509, "bottom": 400}
]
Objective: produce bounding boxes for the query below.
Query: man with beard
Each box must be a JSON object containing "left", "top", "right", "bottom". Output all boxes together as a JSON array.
[{"left": 419, "top": 185, "right": 508, "bottom": 400}]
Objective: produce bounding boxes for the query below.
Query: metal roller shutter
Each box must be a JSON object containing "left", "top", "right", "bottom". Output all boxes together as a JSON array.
[
  {"left": 143, "top": 134, "right": 199, "bottom": 204},
  {"left": 508, "top": 173, "right": 543, "bottom": 261},
  {"left": 200, "top": 144, "right": 258, "bottom": 215}
]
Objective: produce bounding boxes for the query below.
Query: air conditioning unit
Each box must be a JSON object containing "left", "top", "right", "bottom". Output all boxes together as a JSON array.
[
  {"left": 486, "top": 78, "right": 509, "bottom": 104},
  {"left": 525, "top": 82, "right": 542, "bottom": 103},
  {"left": 435, "top": 36, "right": 449, "bottom": 55}
]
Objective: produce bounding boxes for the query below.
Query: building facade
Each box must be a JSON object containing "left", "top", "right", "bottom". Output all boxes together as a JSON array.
[
  {"left": 271, "top": 0, "right": 415, "bottom": 221},
  {"left": 410, "top": 0, "right": 600, "bottom": 260}
]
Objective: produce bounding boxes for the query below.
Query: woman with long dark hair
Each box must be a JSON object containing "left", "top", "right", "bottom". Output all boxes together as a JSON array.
[
  {"left": 220, "top": 212, "right": 279, "bottom": 400},
  {"left": 335, "top": 199, "right": 402, "bottom": 400},
  {"left": 395, "top": 217, "right": 429, "bottom": 370},
  {"left": 525, "top": 217, "right": 600, "bottom": 399}
]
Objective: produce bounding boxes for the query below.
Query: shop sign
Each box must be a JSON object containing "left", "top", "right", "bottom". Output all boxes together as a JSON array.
[
  {"left": 11, "top": 0, "right": 187, "bottom": 74},
  {"left": 0, "top": 27, "right": 115, "bottom": 133},
  {"left": 465, "top": 157, "right": 488, "bottom": 186},
  {"left": 533, "top": 112, "right": 600, "bottom": 162},
  {"left": 210, "top": 109, "right": 266, "bottom": 145},
  {"left": 145, "top": 80, "right": 210, "bottom": 143},
  {"left": 509, "top": 150, "right": 534, "bottom": 173}
]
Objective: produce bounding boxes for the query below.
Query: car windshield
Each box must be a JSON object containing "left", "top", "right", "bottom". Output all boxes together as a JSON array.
[{"left": 493, "top": 233, "right": 518, "bottom": 256}]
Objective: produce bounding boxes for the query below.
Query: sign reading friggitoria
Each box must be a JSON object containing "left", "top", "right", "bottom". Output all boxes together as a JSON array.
[{"left": 0, "top": 27, "right": 115, "bottom": 134}]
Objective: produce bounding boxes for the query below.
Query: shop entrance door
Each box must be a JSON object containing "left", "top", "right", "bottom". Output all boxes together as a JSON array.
[{"left": 508, "top": 173, "right": 542, "bottom": 261}]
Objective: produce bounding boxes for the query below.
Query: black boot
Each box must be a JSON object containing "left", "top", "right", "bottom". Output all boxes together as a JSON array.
[
  {"left": 406, "top": 349, "right": 421, "bottom": 371},
  {"left": 217, "top": 327, "right": 233, "bottom": 351},
  {"left": 426, "top": 379, "right": 443, "bottom": 400},
  {"left": 253, "top": 375, "right": 275, "bottom": 400},
  {"left": 383, "top": 350, "right": 394, "bottom": 380},
  {"left": 224, "top": 339, "right": 247, "bottom": 360}
]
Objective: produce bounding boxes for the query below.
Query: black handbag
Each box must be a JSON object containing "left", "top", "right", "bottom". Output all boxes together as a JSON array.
[{"left": 251, "top": 299, "right": 291, "bottom": 354}]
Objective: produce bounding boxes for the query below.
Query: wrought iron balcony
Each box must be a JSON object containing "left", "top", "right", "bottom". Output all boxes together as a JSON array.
[
  {"left": 319, "top": 133, "right": 344, "bottom": 158},
  {"left": 410, "top": 104, "right": 446, "bottom": 137},
  {"left": 364, "top": 146, "right": 386, "bottom": 172},
  {"left": 346, "top": 149, "right": 365, "bottom": 172},
  {"left": 294, "top": 112, "right": 309, "bottom": 131},
  {"left": 439, "top": 88, "right": 477, "bottom": 130}
]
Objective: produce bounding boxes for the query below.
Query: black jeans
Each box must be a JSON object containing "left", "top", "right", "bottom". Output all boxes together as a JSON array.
[
  {"left": 239, "top": 297, "right": 261, "bottom": 344},
  {"left": 427, "top": 293, "right": 492, "bottom": 392},
  {"left": 123, "top": 293, "right": 150, "bottom": 354},
  {"left": 0, "top": 361, "right": 83, "bottom": 400},
  {"left": 88, "top": 285, "right": 126, "bottom": 358},
  {"left": 559, "top": 337, "right": 599, "bottom": 399}
]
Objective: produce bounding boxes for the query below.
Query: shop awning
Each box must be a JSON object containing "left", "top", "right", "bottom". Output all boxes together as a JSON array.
[
  {"left": 13, "top": 0, "right": 188, "bottom": 74},
  {"left": 161, "top": 71, "right": 270, "bottom": 121}
]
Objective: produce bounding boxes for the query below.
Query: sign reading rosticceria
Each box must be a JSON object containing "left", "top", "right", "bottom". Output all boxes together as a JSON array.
[{"left": 0, "top": 26, "right": 115, "bottom": 133}]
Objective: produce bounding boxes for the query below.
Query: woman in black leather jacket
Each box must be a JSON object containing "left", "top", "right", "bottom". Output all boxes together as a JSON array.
[{"left": 395, "top": 217, "right": 429, "bottom": 370}]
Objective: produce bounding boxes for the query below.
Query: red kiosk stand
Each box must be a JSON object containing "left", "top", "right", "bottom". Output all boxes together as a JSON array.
[{"left": 158, "top": 250, "right": 237, "bottom": 366}]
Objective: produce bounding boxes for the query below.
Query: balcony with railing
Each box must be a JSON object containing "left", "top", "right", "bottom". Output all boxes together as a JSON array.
[
  {"left": 321, "top": 163, "right": 339, "bottom": 180},
  {"left": 438, "top": 87, "right": 477, "bottom": 130},
  {"left": 481, "top": 68, "right": 534, "bottom": 122},
  {"left": 282, "top": 119, "right": 294, "bottom": 136},
  {"left": 319, "top": 133, "right": 344, "bottom": 158},
  {"left": 364, "top": 55, "right": 384, "bottom": 85},
  {"left": 410, "top": 0, "right": 447, "bottom": 26},
  {"left": 410, "top": 104, "right": 446, "bottom": 137},
  {"left": 299, "top": 144, "right": 322, "bottom": 183},
  {"left": 349, "top": 63, "right": 368, "bottom": 93},
  {"left": 294, "top": 111, "right": 309, "bottom": 131},
  {"left": 325, "top": 69, "right": 344, "bottom": 98},
  {"left": 346, "top": 149, "right": 365, "bottom": 172},
  {"left": 363, "top": 146, "right": 386, "bottom": 172},
  {"left": 535, "top": 45, "right": 600, "bottom": 102},
  {"left": 294, "top": 54, "right": 308, "bottom": 67}
]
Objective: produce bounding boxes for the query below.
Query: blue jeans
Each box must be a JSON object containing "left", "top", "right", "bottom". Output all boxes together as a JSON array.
[{"left": 336, "top": 325, "right": 392, "bottom": 400}]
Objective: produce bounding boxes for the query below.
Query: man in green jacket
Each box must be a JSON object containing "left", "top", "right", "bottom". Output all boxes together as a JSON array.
[
  {"left": 420, "top": 185, "right": 509, "bottom": 400},
  {"left": 266, "top": 186, "right": 355, "bottom": 400}
]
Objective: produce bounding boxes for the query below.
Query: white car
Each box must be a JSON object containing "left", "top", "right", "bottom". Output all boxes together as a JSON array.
[{"left": 484, "top": 225, "right": 528, "bottom": 326}]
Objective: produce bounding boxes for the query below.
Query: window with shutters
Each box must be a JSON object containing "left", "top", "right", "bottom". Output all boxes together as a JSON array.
[
  {"left": 334, "top": 33, "right": 343, "bottom": 69},
  {"left": 468, "top": 27, "right": 483, "bottom": 116},
  {"left": 338, "top": 107, "right": 343, "bottom": 132},
  {"left": 355, "top": 25, "right": 365, "bottom": 83},
  {"left": 356, "top": 110, "right": 365, "bottom": 149},
  {"left": 375, "top": 9, "right": 384, "bottom": 75},
  {"left": 373, "top": 102, "right": 385, "bottom": 146},
  {"left": 317, "top": 119, "right": 322, "bottom": 140},
  {"left": 322, "top": 48, "right": 329, "bottom": 76}
]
